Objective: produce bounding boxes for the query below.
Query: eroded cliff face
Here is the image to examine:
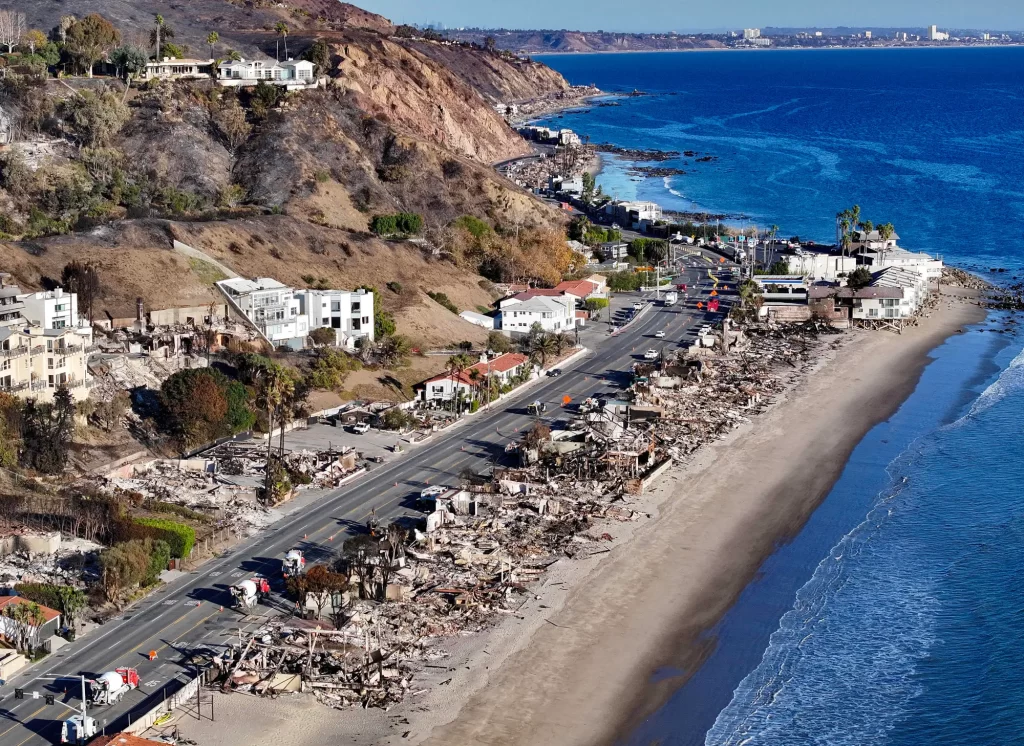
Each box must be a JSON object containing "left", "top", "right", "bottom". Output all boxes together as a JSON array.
[{"left": 332, "top": 33, "right": 537, "bottom": 164}]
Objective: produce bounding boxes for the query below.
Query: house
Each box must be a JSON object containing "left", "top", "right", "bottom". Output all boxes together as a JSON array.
[
  {"left": 217, "top": 278, "right": 309, "bottom": 349},
  {"left": 459, "top": 310, "right": 496, "bottom": 330},
  {"left": 553, "top": 278, "right": 604, "bottom": 300},
  {"left": 601, "top": 241, "right": 629, "bottom": 261},
  {"left": 855, "top": 247, "right": 944, "bottom": 283},
  {"left": 869, "top": 266, "right": 930, "bottom": 312},
  {"left": 558, "top": 129, "right": 581, "bottom": 146},
  {"left": 498, "top": 295, "right": 577, "bottom": 335},
  {"left": 753, "top": 275, "right": 809, "bottom": 304},
  {"left": 298, "top": 288, "right": 374, "bottom": 348},
  {"left": 420, "top": 352, "right": 529, "bottom": 404},
  {"left": 0, "top": 279, "right": 95, "bottom": 402},
  {"left": 778, "top": 250, "right": 858, "bottom": 283},
  {"left": 217, "top": 58, "right": 316, "bottom": 89},
  {"left": 141, "top": 57, "right": 215, "bottom": 81},
  {"left": 605, "top": 200, "right": 662, "bottom": 230},
  {"left": 549, "top": 175, "right": 583, "bottom": 195},
  {"left": 808, "top": 285, "right": 910, "bottom": 324},
  {"left": 0, "top": 596, "right": 61, "bottom": 649},
  {"left": 91, "top": 733, "right": 169, "bottom": 746},
  {"left": 850, "top": 228, "right": 901, "bottom": 251}
]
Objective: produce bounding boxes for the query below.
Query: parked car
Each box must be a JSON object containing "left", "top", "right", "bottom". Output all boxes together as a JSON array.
[
  {"left": 632, "top": 301, "right": 643, "bottom": 311},
  {"left": 546, "top": 368, "right": 563, "bottom": 377},
  {"left": 643, "top": 349, "right": 659, "bottom": 360},
  {"left": 350, "top": 422, "right": 370, "bottom": 434}
]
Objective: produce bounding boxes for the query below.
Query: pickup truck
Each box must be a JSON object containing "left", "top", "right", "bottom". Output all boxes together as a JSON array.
[{"left": 350, "top": 422, "right": 370, "bottom": 434}]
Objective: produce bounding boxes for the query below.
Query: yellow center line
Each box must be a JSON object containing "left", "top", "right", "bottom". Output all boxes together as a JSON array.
[
  {"left": 0, "top": 705, "right": 46, "bottom": 740},
  {"left": 13, "top": 706, "right": 72, "bottom": 746}
]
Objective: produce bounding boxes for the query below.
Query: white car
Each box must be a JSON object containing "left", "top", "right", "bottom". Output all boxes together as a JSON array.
[
  {"left": 655, "top": 330, "right": 666, "bottom": 339},
  {"left": 632, "top": 301, "right": 643, "bottom": 311},
  {"left": 644, "top": 349, "right": 659, "bottom": 360},
  {"left": 350, "top": 422, "right": 370, "bottom": 434}
]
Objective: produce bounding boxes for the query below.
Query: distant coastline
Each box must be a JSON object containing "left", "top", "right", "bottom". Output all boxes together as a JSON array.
[{"left": 531, "top": 42, "right": 1024, "bottom": 55}]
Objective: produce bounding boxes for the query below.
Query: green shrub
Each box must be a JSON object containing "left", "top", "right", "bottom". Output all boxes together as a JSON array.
[
  {"left": 370, "top": 212, "right": 423, "bottom": 236},
  {"left": 427, "top": 291, "right": 458, "bottom": 314},
  {"left": 13, "top": 582, "right": 62, "bottom": 610},
  {"left": 133, "top": 517, "right": 196, "bottom": 558},
  {"left": 454, "top": 215, "right": 491, "bottom": 239},
  {"left": 145, "top": 501, "right": 211, "bottom": 522},
  {"left": 314, "top": 169, "right": 330, "bottom": 183},
  {"left": 386, "top": 281, "right": 402, "bottom": 293}
]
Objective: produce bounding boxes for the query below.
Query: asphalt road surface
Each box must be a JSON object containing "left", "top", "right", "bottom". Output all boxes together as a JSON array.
[{"left": 0, "top": 256, "right": 735, "bottom": 746}]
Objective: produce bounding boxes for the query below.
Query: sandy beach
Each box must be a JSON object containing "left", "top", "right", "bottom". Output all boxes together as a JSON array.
[{"left": 169, "top": 288, "right": 984, "bottom": 746}]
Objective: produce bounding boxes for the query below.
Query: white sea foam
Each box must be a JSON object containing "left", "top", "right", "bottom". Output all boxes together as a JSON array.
[{"left": 953, "top": 345, "right": 1024, "bottom": 424}]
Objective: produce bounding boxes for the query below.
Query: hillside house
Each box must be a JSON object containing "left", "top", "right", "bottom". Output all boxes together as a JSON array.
[
  {"left": 0, "top": 596, "right": 61, "bottom": 650},
  {"left": 217, "top": 59, "right": 316, "bottom": 89},
  {"left": 141, "top": 57, "right": 215, "bottom": 81},
  {"left": 217, "top": 278, "right": 309, "bottom": 349},
  {"left": 299, "top": 288, "right": 374, "bottom": 348}
]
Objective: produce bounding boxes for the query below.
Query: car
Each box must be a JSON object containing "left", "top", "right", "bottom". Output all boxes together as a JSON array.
[
  {"left": 546, "top": 368, "right": 563, "bottom": 377},
  {"left": 655, "top": 330, "right": 666, "bottom": 338},
  {"left": 350, "top": 422, "right": 370, "bottom": 434},
  {"left": 632, "top": 301, "right": 643, "bottom": 311},
  {"left": 644, "top": 349, "right": 659, "bottom": 360}
]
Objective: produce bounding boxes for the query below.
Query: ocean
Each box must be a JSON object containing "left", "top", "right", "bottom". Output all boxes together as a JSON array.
[{"left": 535, "top": 48, "right": 1024, "bottom": 746}]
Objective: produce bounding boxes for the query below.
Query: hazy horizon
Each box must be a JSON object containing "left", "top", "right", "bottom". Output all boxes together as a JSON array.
[{"left": 355, "top": 0, "right": 1024, "bottom": 34}]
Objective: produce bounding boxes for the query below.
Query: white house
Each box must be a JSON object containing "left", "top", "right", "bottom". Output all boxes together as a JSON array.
[
  {"left": 870, "top": 266, "right": 930, "bottom": 313},
  {"left": 297, "top": 288, "right": 374, "bottom": 348},
  {"left": 217, "top": 58, "right": 316, "bottom": 89},
  {"left": 498, "top": 294, "right": 576, "bottom": 335},
  {"left": 781, "top": 251, "right": 858, "bottom": 283},
  {"left": 142, "top": 57, "right": 215, "bottom": 81},
  {"left": 605, "top": 200, "right": 663, "bottom": 230},
  {"left": 217, "top": 277, "right": 309, "bottom": 349},
  {"left": 420, "top": 352, "right": 529, "bottom": 404},
  {"left": 857, "top": 247, "right": 944, "bottom": 283}
]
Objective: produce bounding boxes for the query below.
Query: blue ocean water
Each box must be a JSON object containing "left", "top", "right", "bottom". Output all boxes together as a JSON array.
[{"left": 535, "top": 49, "right": 1024, "bottom": 745}]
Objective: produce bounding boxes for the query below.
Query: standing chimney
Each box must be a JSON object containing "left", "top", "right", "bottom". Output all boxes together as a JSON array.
[{"left": 136, "top": 297, "right": 145, "bottom": 322}]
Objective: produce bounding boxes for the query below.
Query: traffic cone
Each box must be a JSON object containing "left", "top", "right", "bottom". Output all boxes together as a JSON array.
[
  {"left": 218, "top": 606, "right": 223, "bottom": 613},
  {"left": 328, "top": 535, "right": 334, "bottom": 541}
]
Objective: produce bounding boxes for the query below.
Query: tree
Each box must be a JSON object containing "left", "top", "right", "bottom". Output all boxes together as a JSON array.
[
  {"left": 484, "top": 36, "right": 497, "bottom": 52},
  {"left": 60, "top": 260, "right": 100, "bottom": 322},
  {"left": 109, "top": 45, "right": 148, "bottom": 81},
  {"left": 62, "top": 90, "right": 129, "bottom": 147},
  {"left": 2, "top": 601, "right": 45, "bottom": 653},
  {"left": 567, "top": 214, "right": 590, "bottom": 242},
  {"left": 583, "top": 297, "right": 609, "bottom": 314},
  {"left": 376, "top": 334, "right": 410, "bottom": 368},
  {"left": 581, "top": 172, "right": 596, "bottom": 203},
  {"left": 211, "top": 95, "right": 251, "bottom": 150},
  {"left": 93, "top": 390, "right": 130, "bottom": 431},
  {"left": 737, "top": 278, "right": 763, "bottom": 318},
  {"left": 20, "top": 387, "right": 75, "bottom": 474},
  {"left": 847, "top": 266, "right": 873, "bottom": 291},
  {"left": 767, "top": 259, "right": 790, "bottom": 275},
  {"left": 57, "top": 15, "right": 76, "bottom": 44},
  {"left": 303, "top": 38, "right": 330, "bottom": 75},
  {"left": 55, "top": 586, "right": 86, "bottom": 630},
  {"left": 878, "top": 222, "right": 895, "bottom": 265},
  {"left": 306, "top": 347, "right": 358, "bottom": 390},
  {"left": 228, "top": 49, "right": 242, "bottom": 61},
  {"left": 339, "top": 534, "right": 375, "bottom": 600},
  {"left": 160, "top": 369, "right": 229, "bottom": 449},
  {"left": 275, "top": 22, "right": 289, "bottom": 61},
  {"left": 308, "top": 327, "right": 336, "bottom": 347},
  {"left": 293, "top": 564, "right": 346, "bottom": 619},
  {"left": 21, "top": 29, "right": 46, "bottom": 55},
  {"left": 151, "top": 15, "right": 171, "bottom": 61},
  {"left": 529, "top": 333, "right": 557, "bottom": 369},
  {"left": 0, "top": 11, "right": 26, "bottom": 54},
  {"left": 486, "top": 330, "right": 512, "bottom": 354},
  {"left": 206, "top": 31, "right": 219, "bottom": 59},
  {"left": 65, "top": 14, "right": 120, "bottom": 78}
]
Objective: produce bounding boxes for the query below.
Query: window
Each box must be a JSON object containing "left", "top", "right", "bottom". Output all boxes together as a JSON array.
[
  {"left": 331, "top": 301, "right": 341, "bottom": 313},
  {"left": 46, "top": 340, "right": 53, "bottom": 352},
  {"left": 47, "top": 357, "right": 53, "bottom": 369},
  {"left": 48, "top": 375, "right": 53, "bottom": 387},
  {"left": 0, "top": 360, "right": 8, "bottom": 371},
  {"left": 351, "top": 302, "right": 360, "bottom": 312}
]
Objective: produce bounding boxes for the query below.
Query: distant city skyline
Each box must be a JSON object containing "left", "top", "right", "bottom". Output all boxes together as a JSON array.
[{"left": 356, "top": 0, "right": 1024, "bottom": 34}]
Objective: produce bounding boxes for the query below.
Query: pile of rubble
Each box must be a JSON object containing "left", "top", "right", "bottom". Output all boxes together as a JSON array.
[
  {"left": 212, "top": 319, "right": 834, "bottom": 712},
  {"left": 0, "top": 536, "right": 101, "bottom": 587}
]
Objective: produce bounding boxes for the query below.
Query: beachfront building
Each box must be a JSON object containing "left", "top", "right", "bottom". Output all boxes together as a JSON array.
[
  {"left": 743, "top": 28, "right": 761, "bottom": 39},
  {"left": 855, "top": 247, "right": 944, "bottom": 283},
  {"left": 141, "top": 57, "right": 215, "bottom": 81},
  {"left": 298, "top": 288, "right": 374, "bottom": 349},
  {"left": 777, "top": 249, "right": 858, "bottom": 283},
  {"left": 928, "top": 25, "right": 950, "bottom": 41},
  {"left": 605, "top": 200, "right": 663, "bottom": 231},
  {"left": 217, "top": 278, "right": 309, "bottom": 349},
  {"left": 217, "top": 59, "right": 317, "bottom": 89},
  {"left": 870, "top": 266, "right": 930, "bottom": 310},
  {"left": 419, "top": 352, "right": 529, "bottom": 404}
]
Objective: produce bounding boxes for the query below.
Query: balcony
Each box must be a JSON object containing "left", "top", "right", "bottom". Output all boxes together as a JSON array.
[
  {"left": 54, "top": 344, "right": 83, "bottom": 357},
  {"left": 30, "top": 380, "right": 47, "bottom": 392},
  {"left": 0, "top": 346, "right": 29, "bottom": 359},
  {"left": 30, "top": 345, "right": 44, "bottom": 355},
  {"left": 0, "top": 381, "right": 29, "bottom": 393},
  {"left": 84, "top": 344, "right": 99, "bottom": 354}
]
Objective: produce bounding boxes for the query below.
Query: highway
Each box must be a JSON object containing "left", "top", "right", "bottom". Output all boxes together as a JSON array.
[{"left": 0, "top": 255, "right": 735, "bottom": 745}]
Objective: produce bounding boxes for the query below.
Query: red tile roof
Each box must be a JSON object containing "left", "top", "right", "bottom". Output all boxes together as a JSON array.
[
  {"left": 91, "top": 734, "right": 168, "bottom": 746},
  {"left": 0, "top": 596, "right": 60, "bottom": 623},
  {"left": 422, "top": 353, "right": 528, "bottom": 386},
  {"left": 553, "top": 280, "right": 597, "bottom": 297},
  {"left": 511, "top": 289, "right": 566, "bottom": 301}
]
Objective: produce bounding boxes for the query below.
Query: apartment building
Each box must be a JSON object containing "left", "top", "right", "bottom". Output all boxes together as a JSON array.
[
  {"left": 217, "top": 278, "right": 309, "bottom": 349},
  {"left": 0, "top": 279, "right": 94, "bottom": 402},
  {"left": 299, "top": 288, "right": 374, "bottom": 348}
]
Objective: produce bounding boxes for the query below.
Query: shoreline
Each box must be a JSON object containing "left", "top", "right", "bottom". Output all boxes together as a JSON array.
[
  {"left": 412, "top": 287, "right": 986, "bottom": 746},
  {"left": 172, "top": 290, "right": 987, "bottom": 746},
  {"left": 530, "top": 43, "right": 1024, "bottom": 57}
]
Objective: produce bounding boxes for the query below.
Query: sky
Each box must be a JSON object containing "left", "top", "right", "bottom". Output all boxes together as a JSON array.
[{"left": 354, "top": 0, "right": 1024, "bottom": 33}]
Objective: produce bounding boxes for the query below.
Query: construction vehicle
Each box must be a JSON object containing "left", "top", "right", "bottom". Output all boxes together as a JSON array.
[
  {"left": 527, "top": 401, "right": 547, "bottom": 416},
  {"left": 366, "top": 509, "right": 381, "bottom": 537},
  {"left": 91, "top": 667, "right": 139, "bottom": 706},
  {"left": 579, "top": 397, "right": 600, "bottom": 414},
  {"left": 231, "top": 575, "right": 270, "bottom": 610},
  {"left": 663, "top": 291, "right": 678, "bottom": 307},
  {"left": 282, "top": 549, "right": 305, "bottom": 579}
]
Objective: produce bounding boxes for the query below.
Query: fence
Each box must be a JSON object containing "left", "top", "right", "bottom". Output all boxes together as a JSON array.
[{"left": 122, "top": 668, "right": 214, "bottom": 735}]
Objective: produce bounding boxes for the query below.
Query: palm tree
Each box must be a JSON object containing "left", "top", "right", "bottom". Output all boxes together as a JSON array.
[
  {"left": 275, "top": 21, "right": 289, "bottom": 60},
  {"left": 256, "top": 366, "right": 286, "bottom": 494},
  {"left": 154, "top": 15, "right": 166, "bottom": 60},
  {"left": 530, "top": 334, "right": 557, "bottom": 369},
  {"left": 276, "top": 373, "right": 295, "bottom": 459},
  {"left": 228, "top": 49, "right": 242, "bottom": 61},
  {"left": 552, "top": 332, "right": 570, "bottom": 356},
  {"left": 206, "top": 31, "right": 219, "bottom": 60},
  {"left": 878, "top": 222, "right": 895, "bottom": 267},
  {"left": 467, "top": 367, "right": 484, "bottom": 405},
  {"left": 445, "top": 354, "right": 472, "bottom": 415}
]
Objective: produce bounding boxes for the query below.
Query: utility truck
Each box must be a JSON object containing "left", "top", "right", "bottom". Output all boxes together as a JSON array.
[
  {"left": 91, "top": 667, "right": 139, "bottom": 706},
  {"left": 231, "top": 575, "right": 270, "bottom": 609}
]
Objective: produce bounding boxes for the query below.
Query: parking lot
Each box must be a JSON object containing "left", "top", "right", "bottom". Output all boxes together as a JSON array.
[{"left": 284, "top": 422, "right": 407, "bottom": 462}]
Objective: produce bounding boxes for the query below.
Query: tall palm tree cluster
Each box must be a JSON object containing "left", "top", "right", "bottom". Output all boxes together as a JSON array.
[{"left": 836, "top": 205, "right": 897, "bottom": 261}]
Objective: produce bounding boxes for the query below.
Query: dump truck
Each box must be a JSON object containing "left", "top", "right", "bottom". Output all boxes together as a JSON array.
[
  {"left": 231, "top": 576, "right": 270, "bottom": 609},
  {"left": 61, "top": 713, "right": 97, "bottom": 744},
  {"left": 282, "top": 549, "right": 305, "bottom": 579},
  {"left": 91, "top": 667, "right": 139, "bottom": 706}
]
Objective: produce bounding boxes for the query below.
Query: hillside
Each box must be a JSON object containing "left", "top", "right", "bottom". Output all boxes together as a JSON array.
[
  {"left": 0, "top": 3, "right": 575, "bottom": 350},
  {"left": 448, "top": 30, "right": 727, "bottom": 55}
]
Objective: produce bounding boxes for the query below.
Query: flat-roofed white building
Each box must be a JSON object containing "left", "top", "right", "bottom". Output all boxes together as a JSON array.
[
  {"left": 217, "top": 58, "right": 316, "bottom": 89},
  {"left": 217, "top": 277, "right": 309, "bottom": 349},
  {"left": 298, "top": 288, "right": 374, "bottom": 348},
  {"left": 142, "top": 57, "right": 215, "bottom": 81}
]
